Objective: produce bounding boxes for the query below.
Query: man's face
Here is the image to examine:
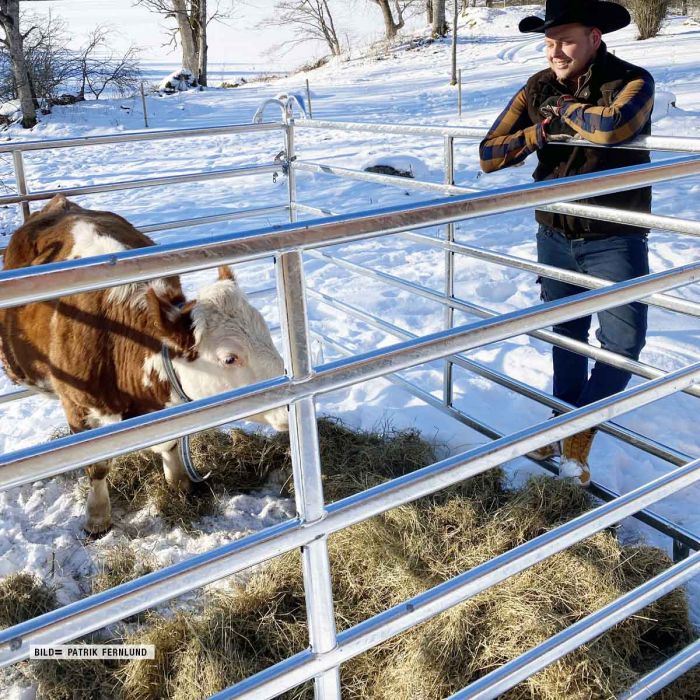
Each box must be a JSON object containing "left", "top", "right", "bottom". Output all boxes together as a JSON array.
[{"left": 544, "top": 24, "right": 602, "bottom": 81}]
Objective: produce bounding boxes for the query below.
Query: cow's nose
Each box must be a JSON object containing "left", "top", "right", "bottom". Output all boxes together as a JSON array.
[{"left": 264, "top": 406, "right": 289, "bottom": 432}]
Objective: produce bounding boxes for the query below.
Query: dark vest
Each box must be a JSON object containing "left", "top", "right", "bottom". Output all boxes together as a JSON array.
[{"left": 525, "top": 44, "right": 652, "bottom": 237}]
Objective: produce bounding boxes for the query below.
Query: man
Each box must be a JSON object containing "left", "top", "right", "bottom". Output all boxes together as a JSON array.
[{"left": 479, "top": 0, "right": 655, "bottom": 487}]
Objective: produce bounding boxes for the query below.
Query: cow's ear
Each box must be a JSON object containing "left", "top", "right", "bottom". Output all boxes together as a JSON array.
[
  {"left": 42, "top": 194, "right": 70, "bottom": 215},
  {"left": 218, "top": 266, "right": 236, "bottom": 283},
  {"left": 146, "top": 288, "right": 196, "bottom": 353}
]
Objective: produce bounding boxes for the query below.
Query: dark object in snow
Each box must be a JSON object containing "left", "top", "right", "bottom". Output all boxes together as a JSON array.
[
  {"left": 159, "top": 69, "right": 199, "bottom": 94},
  {"left": 365, "top": 164, "right": 415, "bottom": 178},
  {"left": 51, "top": 93, "right": 84, "bottom": 107}
]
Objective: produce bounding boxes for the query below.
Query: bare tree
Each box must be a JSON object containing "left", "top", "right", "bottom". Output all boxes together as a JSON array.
[
  {"left": 432, "top": 0, "right": 447, "bottom": 36},
  {"left": 0, "top": 0, "right": 36, "bottom": 127},
  {"left": 267, "top": 0, "right": 342, "bottom": 56},
  {"left": 135, "top": 0, "right": 231, "bottom": 86},
  {"left": 369, "top": 0, "right": 405, "bottom": 40},
  {"left": 77, "top": 26, "right": 141, "bottom": 100}
]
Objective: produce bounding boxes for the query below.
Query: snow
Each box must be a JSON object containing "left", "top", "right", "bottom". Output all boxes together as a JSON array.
[{"left": 2, "top": 5, "right": 700, "bottom": 693}]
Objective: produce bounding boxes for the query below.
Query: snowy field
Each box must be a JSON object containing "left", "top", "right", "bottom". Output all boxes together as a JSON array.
[{"left": 2, "top": 4, "right": 700, "bottom": 695}]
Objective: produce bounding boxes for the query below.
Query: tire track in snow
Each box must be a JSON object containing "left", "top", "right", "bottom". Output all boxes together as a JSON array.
[{"left": 497, "top": 37, "right": 544, "bottom": 65}]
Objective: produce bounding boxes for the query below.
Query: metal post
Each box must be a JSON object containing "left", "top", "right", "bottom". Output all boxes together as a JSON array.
[
  {"left": 673, "top": 539, "right": 691, "bottom": 562},
  {"left": 458, "top": 69, "right": 462, "bottom": 117},
  {"left": 276, "top": 251, "right": 341, "bottom": 699},
  {"left": 306, "top": 78, "right": 313, "bottom": 119},
  {"left": 286, "top": 119, "right": 297, "bottom": 222},
  {"left": 140, "top": 81, "right": 149, "bottom": 129},
  {"left": 443, "top": 135, "right": 456, "bottom": 407},
  {"left": 12, "top": 151, "right": 30, "bottom": 221}
]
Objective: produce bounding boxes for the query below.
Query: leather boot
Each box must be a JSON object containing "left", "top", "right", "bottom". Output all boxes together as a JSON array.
[{"left": 559, "top": 428, "right": 596, "bottom": 487}]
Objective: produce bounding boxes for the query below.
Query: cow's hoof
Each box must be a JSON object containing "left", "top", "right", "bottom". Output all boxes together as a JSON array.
[
  {"left": 84, "top": 516, "right": 112, "bottom": 539},
  {"left": 172, "top": 478, "right": 192, "bottom": 493}
]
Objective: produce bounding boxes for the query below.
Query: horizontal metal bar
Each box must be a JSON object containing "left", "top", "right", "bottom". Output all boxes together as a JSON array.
[
  {"left": 0, "top": 387, "right": 35, "bottom": 406},
  {"left": 307, "top": 314, "right": 700, "bottom": 551},
  {"left": 295, "top": 162, "right": 700, "bottom": 241},
  {"left": 619, "top": 637, "right": 700, "bottom": 700},
  {"left": 295, "top": 160, "right": 469, "bottom": 196},
  {"left": 2, "top": 155, "right": 697, "bottom": 310},
  {"left": 293, "top": 202, "right": 334, "bottom": 217},
  {"left": 401, "top": 230, "right": 700, "bottom": 318},
  {"left": 0, "top": 163, "right": 278, "bottom": 207},
  {"left": 138, "top": 204, "right": 289, "bottom": 234},
  {"left": 2, "top": 264, "right": 699, "bottom": 493},
  {"left": 214, "top": 443, "right": 700, "bottom": 700},
  {"left": 3, "top": 360, "right": 700, "bottom": 666},
  {"left": 294, "top": 119, "right": 700, "bottom": 153},
  {"left": 307, "top": 248, "right": 695, "bottom": 466},
  {"left": 0, "top": 122, "right": 285, "bottom": 154},
  {"left": 449, "top": 551, "right": 700, "bottom": 700},
  {"left": 544, "top": 202, "right": 700, "bottom": 238}
]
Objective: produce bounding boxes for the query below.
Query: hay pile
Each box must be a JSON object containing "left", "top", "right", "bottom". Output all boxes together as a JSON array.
[
  {"left": 8, "top": 421, "right": 700, "bottom": 699},
  {"left": 118, "top": 471, "right": 700, "bottom": 699},
  {"left": 101, "top": 418, "right": 434, "bottom": 528},
  {"left": 0, "top": 573, "right": 56, "bottom": 629}
]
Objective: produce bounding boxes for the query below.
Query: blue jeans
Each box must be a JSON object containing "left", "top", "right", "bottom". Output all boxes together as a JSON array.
[{"left": 536, "top": 224, "right": 649, "bottom": 407}]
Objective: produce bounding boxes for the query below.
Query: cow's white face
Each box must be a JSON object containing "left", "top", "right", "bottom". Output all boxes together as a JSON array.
[{"left": 173, "top": 276, "right": 289, "bottom": 431}]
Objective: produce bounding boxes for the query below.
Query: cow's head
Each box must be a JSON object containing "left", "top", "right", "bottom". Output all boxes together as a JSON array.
[{"left": 147, "top": 267, "right": 288, "bottom": 431}]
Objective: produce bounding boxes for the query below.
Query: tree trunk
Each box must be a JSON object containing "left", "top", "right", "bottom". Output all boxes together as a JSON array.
[
  {"left": 172, "top": 0, "right": 198, "bottom": 77},
  {"left": 321, "top": 0, "right": 342, "bottom": 56},
  {"left": 432, "top": 0, "right": 448, "bottom": 37},
  {"left": 196, "top": 0, "right": 207, "bottom": 86},
  {"left": 374, "top": 0, "right": 403, "bottom": 40},
  {"left": 0, "top": 1, "right": 37, "bottom": 128},
  {"left": 451, "top": 0, "right": 458, "bottom": 85},
  {"left": 427, "top": 0, "right": 433, "bottom": 24}
]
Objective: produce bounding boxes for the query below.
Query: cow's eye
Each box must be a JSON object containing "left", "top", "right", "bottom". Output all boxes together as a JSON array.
[{"left": 222, "top": 354, "right": 238, "bottom": 366}]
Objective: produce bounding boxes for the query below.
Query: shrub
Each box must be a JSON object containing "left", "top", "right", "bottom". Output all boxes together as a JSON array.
[{"left": 627, "top": 0, "right": 670, "bottom": 39}]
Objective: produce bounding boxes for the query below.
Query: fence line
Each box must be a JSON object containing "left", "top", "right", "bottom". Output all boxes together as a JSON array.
[{"left": 1, "top": 117, "right": 700, "bottom": 697}]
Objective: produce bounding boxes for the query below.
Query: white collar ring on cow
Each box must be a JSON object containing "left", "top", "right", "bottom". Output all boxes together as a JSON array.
[{"left": 160, "top": 344, "right": 211, "bottom": 483}]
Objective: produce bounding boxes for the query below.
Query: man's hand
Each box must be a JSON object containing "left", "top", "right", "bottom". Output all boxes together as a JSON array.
[
  {"left": 539, "top": 94, "right": 576, "bottom": 120},
  {"left": 542, "top": 116, "right": 577, "bottom": 142}
]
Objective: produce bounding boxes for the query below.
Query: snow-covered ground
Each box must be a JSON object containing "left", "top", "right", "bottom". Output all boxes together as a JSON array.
[{"left": 2, "top": 5, "right": 700, "bottom": 694}]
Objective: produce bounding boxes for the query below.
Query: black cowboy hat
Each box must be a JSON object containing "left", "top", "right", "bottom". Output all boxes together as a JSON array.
[{"left": 519, "top": 0, "right": 631, "bottom": 35}]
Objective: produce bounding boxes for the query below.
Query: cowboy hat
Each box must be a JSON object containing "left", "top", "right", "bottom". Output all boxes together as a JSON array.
[{"left": 519, "top": 0, "right": 631, "bottom": 35}]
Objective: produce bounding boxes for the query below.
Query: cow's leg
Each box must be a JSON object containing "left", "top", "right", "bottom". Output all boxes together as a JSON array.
[
  {"left": 151, "top": 441, "right": 191, "bottom": 492},
  {"left": 85, "top": 461, "right": 112, "bottom": 535},
  {"left": 63, "top": 402, "right": 113, "bottom": 535}
]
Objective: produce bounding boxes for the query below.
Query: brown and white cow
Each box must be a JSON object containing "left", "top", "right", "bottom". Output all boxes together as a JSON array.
[{"left": 0, "top": 195, "right": 288, "bottom": 534}]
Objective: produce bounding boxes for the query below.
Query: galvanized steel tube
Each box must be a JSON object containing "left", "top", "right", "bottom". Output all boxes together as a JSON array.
[
  {"left": 619, "top": 637, "right": 700, "bottom": 700},
  {"left": 0, "top": 163, "right": 279, "bottom": 207},
  {"left": 0, "top": 122, "right": 284, "bottom": 154},
  {"left": 276, "top": 250, "right": 341, "bottom": 698},
  {"left": 139, "top": 204, "right": 289, "bottom": 234},
  {"left": 443, "top": 135, "right": 456, "bottom": 407},
  {"left": 2, "top": 155, "right": 700, "bottom": 310},
  {"left": 294, "top": 119, "right": 700, "bottom": 153},
  {"left": 12, "top": 151, "right": 30, "bottom": 220}
]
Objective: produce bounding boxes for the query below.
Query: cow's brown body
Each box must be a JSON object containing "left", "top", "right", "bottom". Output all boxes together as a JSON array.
[
  {"left": 0, "top": 196, "right": 181, "bottom": 423},
  {"left": 0, "top": 195, "right": 288, "bottom": 534}
]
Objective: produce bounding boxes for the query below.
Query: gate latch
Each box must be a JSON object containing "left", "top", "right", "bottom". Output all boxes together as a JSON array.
[{"left": 272, "top": 150, "right": 296, "bottom": 183}]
